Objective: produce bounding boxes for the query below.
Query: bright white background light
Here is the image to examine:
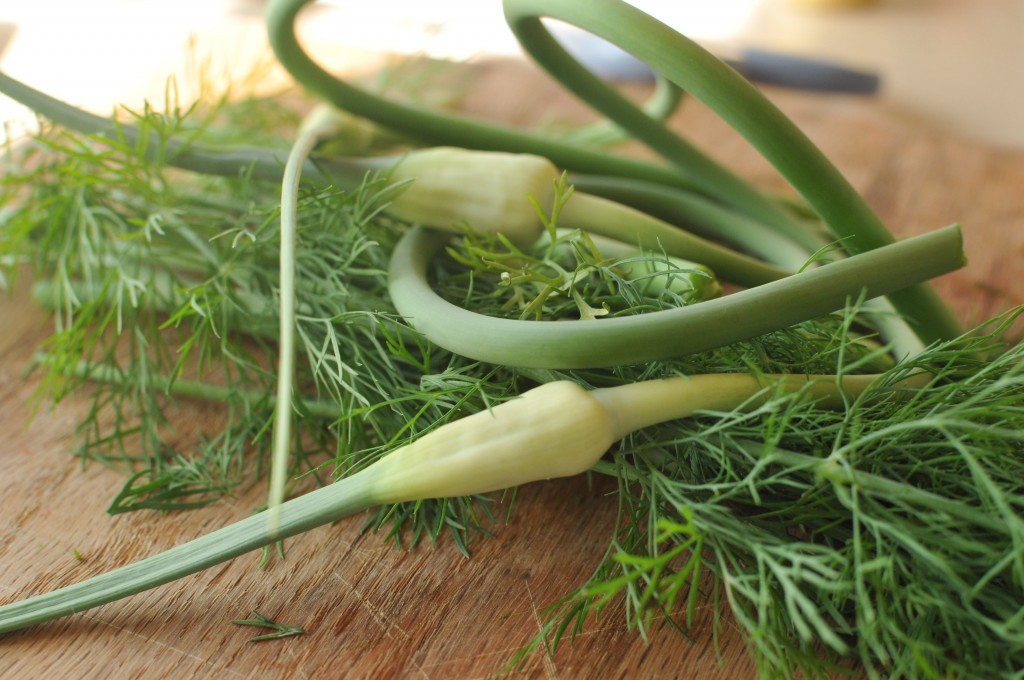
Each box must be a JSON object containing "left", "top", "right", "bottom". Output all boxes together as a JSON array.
[{"left": 0, "top": 0, "right": 1021, "bottom": 147}]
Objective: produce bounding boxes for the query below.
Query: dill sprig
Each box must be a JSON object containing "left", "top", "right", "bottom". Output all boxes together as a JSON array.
[{"left": 231, "top": 610, "right": 305, "bottom": 642}]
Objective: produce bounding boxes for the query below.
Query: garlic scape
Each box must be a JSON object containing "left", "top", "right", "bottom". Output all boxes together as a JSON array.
[{"left": 0, "top": 371, "right": 913, "bottom": 634}]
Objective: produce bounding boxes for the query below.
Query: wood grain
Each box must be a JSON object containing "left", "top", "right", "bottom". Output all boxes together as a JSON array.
[{"left": 1, "top": 57, "right": 1022, "bottom": 679}]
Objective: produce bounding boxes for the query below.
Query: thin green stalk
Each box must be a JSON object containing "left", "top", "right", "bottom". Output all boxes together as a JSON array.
[
  {"left": 564, "top": 74, "right": 684, "bottom": 147},
  {"left": 569, "top": 173, "right": 817, "bottom": 270},
  {"left": 559, "top": 192, "right": 791, "bottom": 287},
  {"left": 388, "top": 224, "right": 964, "bottom": 368},
  {"left": 501, "top": 0, "right": 963, "bottom": 345},
  {"left": 269, "top": 106, "right": 356, "bottom": 526},
  {"left": 40, "top": 357, "right": 340, "bottom": 421},
  {"left": 269, "top": 121, "right": 308, "bottom": 528},
  {"left": 0, "top": 70, "right": 367, "bottom": 186}
]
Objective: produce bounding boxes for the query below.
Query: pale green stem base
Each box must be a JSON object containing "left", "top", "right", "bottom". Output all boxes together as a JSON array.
[{"left": 0, "top": 470, "right": 380, "bottom": 634}]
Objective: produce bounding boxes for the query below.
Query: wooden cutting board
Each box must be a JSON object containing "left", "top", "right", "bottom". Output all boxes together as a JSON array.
[{"left": 1, "top": 57, "right": 1022, "bottom": 679}]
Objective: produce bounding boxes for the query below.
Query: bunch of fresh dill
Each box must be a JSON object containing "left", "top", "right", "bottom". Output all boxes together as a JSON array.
[
  {"left": 1, "top": 79, "right": 1022, "bottom": 680},
  {"left": 1, "top": 92, "right": 503, "bottom": 546}
]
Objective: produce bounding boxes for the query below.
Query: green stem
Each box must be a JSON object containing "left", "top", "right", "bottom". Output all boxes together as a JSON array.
[
  {"left": 569, "top": 173, "right": 817, "bottom": 270},
  {"left": 592, "top": 372, "right": 884, "bottom": 438},
  {"left": 268, "top": 120, "right": 316, "bottom": 527},
  {"left": 501, "top": 0, "right": 963, "bottom": 344},
  {"left": 773, "top": 449, "right": 1010, "bottom": 535},
  {"left": 388, "top": 224, "right": 964, "bottom": 369},
  {"left": 561, "top": 192, "right": 791, "bottom": 287},
  {"left": 269, "top": 106, "right": 360, "bottom": 526},
  {"left": 0, "top": 471, "right": 378, "bottom": 634}
]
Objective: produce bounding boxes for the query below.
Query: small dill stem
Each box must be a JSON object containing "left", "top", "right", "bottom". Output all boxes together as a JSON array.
[
  {"left": 801, "top": 453, "right": 1011, "bottom": 535},
  {"left": 231, "top": 610, "right": 305, "bottom": 642},
  {"left": 559, "top": 192, "right": 792, "bottom": 288},
  {"left": 42, "top": 356, "right": 340, "bottom": 421}
]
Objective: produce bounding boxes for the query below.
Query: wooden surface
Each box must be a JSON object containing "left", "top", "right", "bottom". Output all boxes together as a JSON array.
[{"left": 2, "top": 58, "right": 1023, "bottom": 679}]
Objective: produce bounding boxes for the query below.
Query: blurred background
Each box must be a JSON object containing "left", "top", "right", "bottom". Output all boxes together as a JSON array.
[{"left": 0, "top": 0, "right": 1021, "bottom": 147}]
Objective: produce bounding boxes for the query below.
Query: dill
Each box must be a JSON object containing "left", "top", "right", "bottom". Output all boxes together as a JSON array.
[
  {"left": 0, "top": 26, "right": 1021, "bottom": 680},
  {"left": 231, "top": 610, "right": 305, "bottom": 642},
  {"left": 510, "top": 315, "right": 1024, "bottom": 678},
  {"left": 3, "top": 86, "right": 531, "bottom": 556}
]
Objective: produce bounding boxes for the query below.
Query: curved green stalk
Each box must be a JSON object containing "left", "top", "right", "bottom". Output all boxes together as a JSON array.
[
  {"left": 389, "top": 225, "right": 964, "bottom": 369},
  {"left": 500, "top": 0, "right": 861, "bottom": 251},
  {"left": 635, "top": 73, "right": 684, "bottom": 122},
  {"left": 501, "top": 0, "right": 962, "bottom": 344},
  {"left": 268, "top": 107, "right": 349, "bottom": 528},
  {"left": 501, "top": 3, "right": 819, "bottom": 253},
  {"left": 265, "top": 0, "right": 728, "bottom": 198},
  {"left": 567, "top": 175, "right": 933, "bottom": 356},
  {"left": 567, "top": 175, "right": 928, "bottom": 356}
]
